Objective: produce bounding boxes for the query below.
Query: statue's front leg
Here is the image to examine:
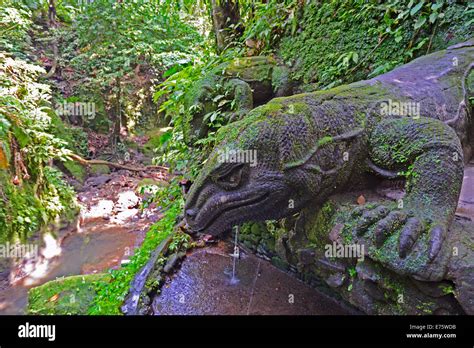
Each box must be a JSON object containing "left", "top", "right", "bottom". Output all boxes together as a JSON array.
[{"left": 355, "top": 117, "right": 464, "bottom": 279}]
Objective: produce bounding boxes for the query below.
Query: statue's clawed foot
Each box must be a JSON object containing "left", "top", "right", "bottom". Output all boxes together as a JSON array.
[{"left": 352, "top": 205, "right": 447, "bottom": 261}]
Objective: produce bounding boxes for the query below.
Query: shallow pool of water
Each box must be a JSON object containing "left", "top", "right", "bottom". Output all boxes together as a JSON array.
[{"left": 152, "top": 242, "right": 355, "bottom": 315}]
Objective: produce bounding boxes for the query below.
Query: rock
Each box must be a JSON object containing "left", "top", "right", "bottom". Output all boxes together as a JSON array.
[
  {"left": 122, "top": 235, "right": 173, "bottom": 315},
  {"left": 226, "top": 188, "right": 473, "bottom": 314},
  {"left": 363, "top": 280, "right": 387, "bottom": 302},
  {"left": 202, "top": 234, "right": 218, "bottom": 244},
  {"left": 182, "top": 56, "right": 293, "bottom": 144},
  {"left": 89, "top": 164, "right": 110, "bottom": 175},
  {"left": 163, "top": 253, "right": 180, "bottom": 273},
  {"left": 271, "top": 256, "right": 289, "bottom": 271},
  {"left": 242, "top": 240, "right": 257, "bottom": 253},
  {"left": 27, "top": 274, "right": 110, "bottom": 315},
  {"left": 274, "top": 235, "right": 289, "bottom": 264},
  {"left": 455, "top": 164, "right": 474, "bottom": 221},
  {"left": 257, "top": 252, "right": 271, "bottom": 261},
  {"left": 85, "top": 175, "right": 111, "bottom": 187},
  {"left": 355, "top": 259, "right": 381, "bottom": 283},
  {"left": 112, "top": 209, "right": 139, "bottom": 224},
  {"left": 376, "top": 187, "right": 405, "bottom": 201},
  {"left": 326, "top": 273, "right": 345, "bottom": 288},
  {"left": 68, "top": 179, "right": 83, "bottom": 192},
  {"left": 84, "top": 200, "right": 114, "bottom": 219},
  {"left": 297, "top": 248, "right": 315, "bottom": 266},
  {"left": 256, "top": 244, "right": 271, "bottom": 258},
  {"left": 115, "top": 191, "right": 140, "bottom": 211},
  {"left": 411, "top": 279, "right": 455, "bottom": 298},
  {"left": 446, "top": 216, "right": 474, "bottom": 314},
  {"left": 328, "top": 223, "right": 344, "bottom": 244}
]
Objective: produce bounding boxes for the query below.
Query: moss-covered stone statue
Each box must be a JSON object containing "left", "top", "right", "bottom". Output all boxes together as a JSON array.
[
  {"left": 182, "top": 56, "right": 293, "bottom": 144},
  {"left": 184, "top": 39, "right": 474, "bottom": 314}
]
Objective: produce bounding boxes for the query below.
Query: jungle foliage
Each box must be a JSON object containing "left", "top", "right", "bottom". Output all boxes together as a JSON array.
[{"left": 0, "top": 3, "right": 76, "bottom": 242}]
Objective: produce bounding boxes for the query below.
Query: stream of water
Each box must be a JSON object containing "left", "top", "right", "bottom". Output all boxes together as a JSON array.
[{"left": 0, "top": 170, "right": 161, "bottom": 314}]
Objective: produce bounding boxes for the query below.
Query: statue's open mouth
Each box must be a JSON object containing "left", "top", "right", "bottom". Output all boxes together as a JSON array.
[{"left": 191, "top": 191, "right": 270, "bottom": 233}]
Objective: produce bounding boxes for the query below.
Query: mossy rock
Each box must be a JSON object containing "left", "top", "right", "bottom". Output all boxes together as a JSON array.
[
  {"left": 182, "top": 56, "right": 293, "bottom": 144},
  {"left": 27, "top": 273, "right": 110, "bottom": 315},
  {"left": 63, "top": 160, "right": 86, "bottom": 183},
  {"left": 305, "top": 200, "right": 337, "bottom": 248},
  {"left": 89, "top": 164, "right": 110, "bottom": 175},
  {"left": 271, "top": 256, "right": 290, "bottom": 271}
]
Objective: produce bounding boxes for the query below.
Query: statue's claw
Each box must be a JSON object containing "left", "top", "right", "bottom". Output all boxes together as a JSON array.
[
  {"left": 373, "top": 211, "right": 407, "bottom": 247},
  {"left": 352, "top": 205, "right": 448, "bottom": 262},
  {"left": 353, "top": 205, "right": 389, "bottom": 236},
  {"left": 428, "top": 224, "right": 446, "bottom": 261},
  {"left": 398, "top": 217, "right": 424, "bottom": 258},
  {"left": 397, "top": 219, "right": 446, "bottom": 261}
]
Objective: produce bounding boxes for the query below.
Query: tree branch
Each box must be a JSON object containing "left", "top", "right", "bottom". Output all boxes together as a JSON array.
[{"left": 67, "top": 154, "right": 168, "bottom": 173}]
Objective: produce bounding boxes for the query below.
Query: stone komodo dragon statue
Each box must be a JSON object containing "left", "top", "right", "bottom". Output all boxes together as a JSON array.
[{"left": 185, "top": 40, "right": 474, "bottom": 314}]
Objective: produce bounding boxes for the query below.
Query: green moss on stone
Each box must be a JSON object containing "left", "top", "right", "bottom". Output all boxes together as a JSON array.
[
  {"left": 306, "top": 200, "right": 336, "bottom": 248},
  {"left": 28, "top": 273, "right": 111, "bottom": 315},
  {"left": 63, "top": 160, "right": 86, "bottom": 183},
  {"left": 89, "top": 164, "right": 110, "bottom": 175}
]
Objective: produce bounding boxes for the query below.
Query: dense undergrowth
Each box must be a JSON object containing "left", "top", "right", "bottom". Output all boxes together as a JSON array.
[
  {"left": 0, "top": 3, "right": 77, "bottom": 242},
  {"left": 279, "top": 0, "right": 474, "bottom": 90}
]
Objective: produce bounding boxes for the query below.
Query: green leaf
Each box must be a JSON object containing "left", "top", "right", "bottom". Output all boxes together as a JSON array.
[
  {"left": 218, "top": 100, "right": 228, "bottom": 108},
  {"left": 429, "top": 12, "right": 438, "bottom": 24},
  {"left": 414, "top": 16, "right": 427, "bottom": 29},
  {"left": 212, "top": 95, "right": 225, "bottom": 103},
  {"left": 414, "top": 38, "right": 429, "bottom": 50},
  {"left": 410, "top": 1, "right": 424, "bottom": 16},
  {"left": 431, "top": 2, "right": 443, "bottom": 11},
  {"left": 352, "top": 52, "right": 359, "bottom": 64},
  {"left": 163, "top": 65, "right": 179, "bottom": 78},
  {"left": 158, "top": 131, "right": 172, "bottom": 146}
]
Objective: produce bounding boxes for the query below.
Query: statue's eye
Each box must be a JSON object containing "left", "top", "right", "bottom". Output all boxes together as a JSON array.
[{"left": 216, "top": 164, "right": 245, "bottom": 189}]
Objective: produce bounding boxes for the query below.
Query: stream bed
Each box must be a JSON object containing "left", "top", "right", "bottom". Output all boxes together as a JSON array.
[{"left": 0, "top": 169, "right": 163, "bottom": 314}]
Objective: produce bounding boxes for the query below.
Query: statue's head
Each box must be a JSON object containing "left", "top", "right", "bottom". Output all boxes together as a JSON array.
[{"left": 184, "top": 100, "right": 325, "bottom": 236}]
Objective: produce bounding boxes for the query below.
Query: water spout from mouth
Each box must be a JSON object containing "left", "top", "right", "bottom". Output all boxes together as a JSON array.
[{"left": 228, "top": 226, "right": 240, "bottom": 285}]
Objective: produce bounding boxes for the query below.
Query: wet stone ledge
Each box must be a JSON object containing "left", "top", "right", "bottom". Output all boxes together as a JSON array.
[{"left": 238, "top": 189, "right": 473, "bottom": 315}]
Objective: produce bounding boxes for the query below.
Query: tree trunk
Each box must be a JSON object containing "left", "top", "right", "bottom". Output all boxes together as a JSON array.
[
  {"left": 111, "top": 78, "right": 122, "bottom": 148},
  {"left": 48, "top": 0, "right": 57, "bottom": 27},
  {"left": 210, "top": 0, "right": 242, "bottom": 53}
]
